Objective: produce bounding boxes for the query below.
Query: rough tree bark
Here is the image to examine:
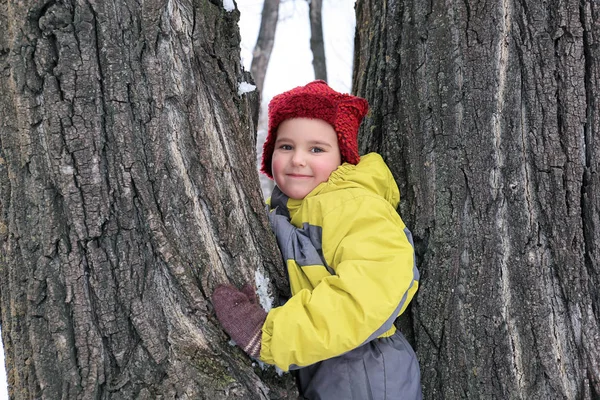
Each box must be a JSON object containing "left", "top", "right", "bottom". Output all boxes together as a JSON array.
[
  {"left": 0, "top": 0, "right": 296, "bottom": 398},
  {"left": 250, "top": 0, "right": 280, "bottom": 96},
  {"left": 308, "top": 0, "right": 327, "bottom": 82},
  {"left": 354, "top": 0, "right": 600, "bottom": 399}
]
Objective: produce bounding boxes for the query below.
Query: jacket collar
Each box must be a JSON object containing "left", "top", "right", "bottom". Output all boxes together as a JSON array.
[{"left": 269, "top": 153, "right": 400, "bottom": 217}]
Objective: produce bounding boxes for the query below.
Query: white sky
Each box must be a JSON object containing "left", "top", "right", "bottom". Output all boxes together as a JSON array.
[
  {"left": 0, "top": 1, "right": 355, "bottom": 397},
  {"left": 238, "top": 0, "right": 355, "bottom": 99}
]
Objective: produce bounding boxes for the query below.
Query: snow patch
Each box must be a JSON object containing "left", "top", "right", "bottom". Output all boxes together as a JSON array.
[
  {"left": 253, "top": 360, "right": 286, "bottom": 375},
  {"left": 223, "top": 0, "right": 235, "bottom": 12},
  {"left": 238, "top": 81, "right": 256, "bottom": 96},
  {"left": 254, "top": 268, "right": 274, "bottom": 311}
]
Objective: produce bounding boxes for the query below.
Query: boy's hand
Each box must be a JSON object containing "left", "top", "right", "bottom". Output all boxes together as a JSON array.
[{"left": 211, "top": 284, "right": 267, "bottom": 358}]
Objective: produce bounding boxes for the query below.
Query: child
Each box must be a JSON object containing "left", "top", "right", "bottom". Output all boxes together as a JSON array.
[{"left": 212, "top": 80, "right": 422, "bottom": 399}]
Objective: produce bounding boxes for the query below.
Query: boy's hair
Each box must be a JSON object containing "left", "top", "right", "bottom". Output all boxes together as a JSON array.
[{"left": 260, "top": 80, "right": 369, "bottom": 179}]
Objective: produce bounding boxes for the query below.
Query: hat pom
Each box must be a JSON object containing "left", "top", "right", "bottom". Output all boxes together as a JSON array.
[{"left": 334, "top": 97, "right": 369, "bottom": 165}]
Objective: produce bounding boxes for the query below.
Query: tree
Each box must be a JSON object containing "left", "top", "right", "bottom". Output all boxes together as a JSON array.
[
  {"left": 308, "top": 0, "right": 327, "bottom": 81},
  {"left": 249, "top": 0, "right": 280, "bottom": 198},
  {"left": 251, "top": 0, "right": 280, "bottom": 97},
  {"left": 0, "top": 0, "right": 296, "bottom": 398},
  {"left": 354, "top": 0, "right": 600, "bottom": 399}
]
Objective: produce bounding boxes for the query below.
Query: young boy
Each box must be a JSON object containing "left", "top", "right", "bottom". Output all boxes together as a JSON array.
[{"left": 212, "top": 80, "right": 422, "bottom": 399}]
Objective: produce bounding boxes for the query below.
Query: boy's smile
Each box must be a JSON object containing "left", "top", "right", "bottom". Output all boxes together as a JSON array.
[{"left": 271, "top": 118, "right": 342, "bottom": 200}]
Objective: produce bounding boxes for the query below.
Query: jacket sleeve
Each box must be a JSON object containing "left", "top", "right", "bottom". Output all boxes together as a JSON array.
[{"left": 259, "top": 194, "right": 419, "bottom": 371}]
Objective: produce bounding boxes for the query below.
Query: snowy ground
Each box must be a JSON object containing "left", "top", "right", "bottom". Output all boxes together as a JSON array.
[{"left": 0, "top": 1, "right": 355, "bottom": 397}]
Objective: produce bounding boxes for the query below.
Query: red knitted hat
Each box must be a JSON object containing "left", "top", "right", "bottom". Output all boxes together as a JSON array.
[{"left": 260, "top": 80, "right": 369, "bottom": 179}]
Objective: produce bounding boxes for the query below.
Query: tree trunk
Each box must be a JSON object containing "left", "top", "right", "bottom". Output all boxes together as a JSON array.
[
  {"left": 354, "top": 0, "right": 599, "bottom": 399},
  {"left": 249, "top": 0, "right": 279, "bottom": 199},
  {"left": 309, "top": 0, "right": 327, "bottom": 82},
  {"left": 0, "top": 0, "right": 296, "bottom": 398},
  {"left": 250, "top": 0, "right": 280, "bottom": 96}
]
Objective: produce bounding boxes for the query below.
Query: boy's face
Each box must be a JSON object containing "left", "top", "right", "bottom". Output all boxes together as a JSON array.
[{"left": 271, "top": 118, "right": 342, "bottom": 200}]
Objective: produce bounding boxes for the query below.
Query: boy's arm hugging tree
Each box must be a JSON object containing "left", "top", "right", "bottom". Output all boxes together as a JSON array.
[{"left": 212, "top": 192, "right": 419, "bottom": 371}]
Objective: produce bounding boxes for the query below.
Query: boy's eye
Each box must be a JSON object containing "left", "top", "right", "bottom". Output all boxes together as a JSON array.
[
  {"left": 311, "top": 147, "right": 324, "bottom": 153},
  {"left": 279, "top": 144, "right": 293, "bottom": 150}
]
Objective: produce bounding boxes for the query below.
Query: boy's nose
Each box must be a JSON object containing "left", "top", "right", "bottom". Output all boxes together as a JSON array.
[{"left": 291, "top": 151, "right": 307, "bottom": 166}]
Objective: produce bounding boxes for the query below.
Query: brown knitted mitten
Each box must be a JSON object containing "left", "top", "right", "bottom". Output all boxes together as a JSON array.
[{"left": 212, "top": 284, "right": 267, "bottom": 358}]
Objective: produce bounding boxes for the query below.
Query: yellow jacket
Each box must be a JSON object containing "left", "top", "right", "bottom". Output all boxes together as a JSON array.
[{"left": 261, "top": 153, "right": 419, "bottom": 371}]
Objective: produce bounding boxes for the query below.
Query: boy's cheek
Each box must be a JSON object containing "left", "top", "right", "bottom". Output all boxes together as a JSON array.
[
  {"left": 271, "top": 158, "right": 283, "bottom": 185},
  {"left": 271, "top": 156, "right": 284, "bottom": 175}
]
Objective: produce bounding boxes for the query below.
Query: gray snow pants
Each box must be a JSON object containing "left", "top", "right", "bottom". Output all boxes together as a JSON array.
[{"left": 295, "top": 330, "right": 422, "bottom": 400}]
